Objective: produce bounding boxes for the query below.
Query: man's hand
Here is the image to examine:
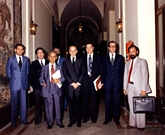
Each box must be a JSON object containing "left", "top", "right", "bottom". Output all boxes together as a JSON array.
[
  {"left": 54, "top": 78, "right": 60, "bottom": 84},
  {"left": 141, "top": 90, "right": 146, "bottom": 96},
  {"left": 98, "top": 83, "right": 104, "bottom": 89},
  {"left": 123, "top": 89, "right": 127, "bottom": 95},
  {"left": 42, "top": 84, "right": 46, "bottom": 87},
  {"left": 71, "top": 82, "right": 79, "bottom": 89}
]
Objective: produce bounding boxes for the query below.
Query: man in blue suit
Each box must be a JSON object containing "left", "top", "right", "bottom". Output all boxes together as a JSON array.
[
  {"left": 6, "top": 44, "right": 30, "bottom": 127},
  {"left": 82, "top": 43, "right": 104, "bottom": 123},
  {"left": 102, "top": 41, "right": 124, "bottom": 125},
  {"left": 39, "top": 51, "right": 65, "bottom": 129}
]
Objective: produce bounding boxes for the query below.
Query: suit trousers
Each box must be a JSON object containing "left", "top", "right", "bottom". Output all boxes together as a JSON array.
[
  {"left": 44, "top": 92, "right": 62, "bottom": 126},
  {"left": 10, "top": 88, "right": 27, "bottom": 125},
  {"left": 33, "top": 89, "right": 43, "bottom": 123},
  {"left": 68, "top": 86, "right": 82, "bottom": 124},
  {"left": 83, "top": 76, "right": 100, "bottom": 122},
  {"left": 105, "top": 85, "right": 121, "bottom": 123},
  {"left": 127, "top": 83, "right": 146, "bottom": 128}
]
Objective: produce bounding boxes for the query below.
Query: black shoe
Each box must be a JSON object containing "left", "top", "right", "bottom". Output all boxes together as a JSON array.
[
  {"left": 22, "top": 122, "right": 29, "bottom": 125},
  {"left": 68, "top": 123, "right": 73, "bottom": 127},
  {"left": 47, "top": 125, "right": 52, "bottom": 129},
  {"left": 115, "top": 121, "right": 120, "bottom": 125},
  {"left": 11, "top": 125, "right": 16, "bottom": 128},
  {"left": 82, "top": 120, "right": 87, "bottom": 123},
  {"left": 35, "top": 122, "right": 39, "bottom": 125},
  {"left": 92, "top": 120, "right": 96, "bottom": 123},
  {"left": 77, "top": 123, "right": 81, "bottom": 127},
  {"left": 138, "top": 128, "right": 144, "bottom": 131},
  {"left": 103, "top": 121, "right": 109, "bottom": 124},
  {"left": 58, "top": 124, "right": 65, "bottom": 128}
]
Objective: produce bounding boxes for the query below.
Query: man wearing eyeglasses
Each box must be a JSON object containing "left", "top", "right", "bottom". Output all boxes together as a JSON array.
[{"left": 102, "top": 41, "right": 124, "bottom": 125}]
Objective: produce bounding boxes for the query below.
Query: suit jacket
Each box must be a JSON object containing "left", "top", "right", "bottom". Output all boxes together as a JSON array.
[
  {"left": 123, "top": 57, "right": 151, "bottom": 94},
  {"left": 58, "top": 56, "right": 66, "bottom": 66},
  {"left": 29, "top": 59, "right": 49, "bottom": 90},
  {"left": 103, "top": 53, "right": 124, "bottom": 90},
  {"left": 62, "top": 57, "right": 85, "bottom": 89},
  {"left": 6, "top": 55, "right": 30, "bottom": 91},
  {"left": 82, "top": 53, "right": 104, "bottom": 87},
  {"left": 39, "top": 64, "right": 65, "bottom": 97}
]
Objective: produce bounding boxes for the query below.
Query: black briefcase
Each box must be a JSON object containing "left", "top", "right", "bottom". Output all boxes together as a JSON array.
[{"left": 133, "top": 96, "right": 155, "bottom": 113}]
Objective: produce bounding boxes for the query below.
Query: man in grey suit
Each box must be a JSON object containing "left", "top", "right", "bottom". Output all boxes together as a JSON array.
[
  {"left": 39, "top": 51, "right": 65, "bottom": 129},
  {"left": 123, "top": 45, "right": 151, "bottom": 131},
  {"left": 6, "top": 44, "right": 30, "bottom": 127}
]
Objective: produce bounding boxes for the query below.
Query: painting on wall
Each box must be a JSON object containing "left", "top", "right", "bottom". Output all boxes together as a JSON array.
[{"left": 0, "top": 0, "right": 21, "bottom": 108}]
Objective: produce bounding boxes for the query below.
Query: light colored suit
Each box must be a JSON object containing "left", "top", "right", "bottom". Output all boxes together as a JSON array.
[
  {"left": 39, "top": 63, "right": 65, "bottom": 126},
  {"left": 123, "top": 57, "right": 151, "bottom": 128},
  {"left": 6, "top": 55, "right": 30, "bottom": 125}
]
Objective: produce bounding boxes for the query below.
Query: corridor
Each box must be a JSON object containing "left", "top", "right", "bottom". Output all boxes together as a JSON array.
[{"left": 0, "top": 100, "right": 164, "bottom": 135}]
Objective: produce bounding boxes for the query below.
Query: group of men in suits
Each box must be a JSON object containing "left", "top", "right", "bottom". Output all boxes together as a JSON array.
[{"left": 6, "top": 42, "right": 151, "bottom": 131}]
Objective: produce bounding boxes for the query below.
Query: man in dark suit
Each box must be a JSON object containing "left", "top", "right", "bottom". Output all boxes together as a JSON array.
[
  {"left": 62, "top": 45, "right": 85, "bottom": 127},
  {"left": 6, "top": 44, "right": 30, "bottom": 127},
  {"left": 82, "top": 43, "right": 104, "bottom": 123},
  {"left": 102, "top": 41, "right": 124, "bottom": 125},
  {"left": 29, "top": 47, "right": 49, "bottom": 125},
  {"left": 39, "top": 51, "right": 65, "bottom": 129}
]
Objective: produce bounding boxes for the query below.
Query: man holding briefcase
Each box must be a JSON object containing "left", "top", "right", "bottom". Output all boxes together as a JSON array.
[{"left": 123, "top": 45, "right": 151, "bottom": 131}]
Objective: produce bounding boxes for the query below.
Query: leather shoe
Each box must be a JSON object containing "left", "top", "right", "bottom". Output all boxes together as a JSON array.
[
  {"left": 47, "top": 125, "right": 52, "bottom": 129},
  {"left": 103, "top": 121, "right": 109, "bottom": 124},
  {"left": 11, "top": 125, "right": 16, "bottom": 128},
  {"left": 138, "top": 128, "right": 144, "bottom": 131},
  {"left": 23, "top": 122, "right": 29, "bottom": 125},
  {"left": 115, "top": 121, "right": 120, "bottom": 125},
  {"left": 77, "top": 123, "right": 81, "bottom": 127},
  {"left": 82, "top": 120, "right": 88, "bottom": 123},
  {"left": 92, "top": 120, "right": 96, "bottom": 123},
  {"left": 58, "top": 124, "right": 65, "bottom": 128},
  {"left": 35, "top": 122, "right": 39, "bottom": 125},
  {"left": 68, "top": 123, "right": 73, "bottom": 127}
]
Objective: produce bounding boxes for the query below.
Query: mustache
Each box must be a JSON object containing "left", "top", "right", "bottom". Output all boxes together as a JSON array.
[{"left": 130, "top": 55, "right": 136, "bottom": 59}]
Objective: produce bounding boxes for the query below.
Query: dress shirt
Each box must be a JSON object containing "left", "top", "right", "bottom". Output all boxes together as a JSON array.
[
  {"left": 16, "top": 54, "right": 23, "bottom": 63},
  {"left": 129, "top": 57, "right": 137, "bottom": 82},
  {"left": 49, "top": 63, "right": 56, "bottom": 81},
  {"left": 57, "top": 56, "right": 60, "bottom": 65},
  {"left": 109, "top": 52, "right": 116, "bottom": 62},
  {"left": 38, "top": 59, "right": 45, "bottom": 66},
  {"left": 70, "top": 56, "right": 76, "bottom": 63}
]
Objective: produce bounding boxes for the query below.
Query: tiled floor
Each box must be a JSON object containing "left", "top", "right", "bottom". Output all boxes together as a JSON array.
[{"left": 0, "top": 99, "right": 165, "bottom": 135}]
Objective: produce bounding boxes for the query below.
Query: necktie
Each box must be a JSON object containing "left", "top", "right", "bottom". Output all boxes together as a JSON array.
[
  {"left": 89, "top": 55, "right": 92, "bottom": 74},
  {"left": 72, "top": 57, "right": 75, "bottom": 66},
  {"left": 51, "top": 64, "right": 55, "bottom": 81},
  {"left": 41, "top": 60, "right": 44, "bottom": 67},
  {"left": 128, "top": 60, "right": 134, "bottom": 83},
  {"left": 111, "top": 54, "right": 114, "bottom": 65},
  {"left": 18, "top": 57, "right": 22, "bottom": 69}
]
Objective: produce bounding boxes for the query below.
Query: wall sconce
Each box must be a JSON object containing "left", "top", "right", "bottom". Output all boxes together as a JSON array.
[
  {"left": 116, "top": 18, "right": 122, "bottom": 33},
  {"left": 30, "top": 20, "right": 38, "bottom": 35},
  {"left": 78, "top": 23, "right": 83, "bottom": 33}
]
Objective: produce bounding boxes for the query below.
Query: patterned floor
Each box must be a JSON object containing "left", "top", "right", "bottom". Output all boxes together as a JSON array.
[{"left": 0, "top": 99, "right": 165, "bottom": 135}]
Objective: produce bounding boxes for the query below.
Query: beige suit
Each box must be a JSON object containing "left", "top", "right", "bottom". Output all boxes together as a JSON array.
[{"left": 123, "top": 57, "right": 151, "bottom": 128}]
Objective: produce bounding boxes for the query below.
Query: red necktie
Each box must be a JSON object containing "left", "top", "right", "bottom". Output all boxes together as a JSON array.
[
  {"left": 51, "top": 65, "right": 55, "bottom": 81},
  {"left": 128, "top": 60, "right": 134, "bottom": 83}
]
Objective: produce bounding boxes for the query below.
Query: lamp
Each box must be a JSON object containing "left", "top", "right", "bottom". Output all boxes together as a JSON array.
[
  {"left": 116, "top": 18, "right": 122, "bottom": 33},
  {"left": 78, "top": 23, "right": 83, "bottom": 33},
  {"left": 30, "top": 20, "right": 38, "bottom": 35},
  {"left": 78, "top": 0, "right": 83, "bottom": 33}
]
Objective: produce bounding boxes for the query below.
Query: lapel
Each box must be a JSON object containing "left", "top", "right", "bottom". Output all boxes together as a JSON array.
[
  {"left": 21, "top": 56, "right": 26, "bottom": 71},
  {"left": 13, "top": 55, "right": 21, "bottom": 69},
  {"left": 107, "top": 54, "right": 112, "bottom": 67},
  {"left": 68, "top": 58, "right": 75, "bottom": 73}
]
